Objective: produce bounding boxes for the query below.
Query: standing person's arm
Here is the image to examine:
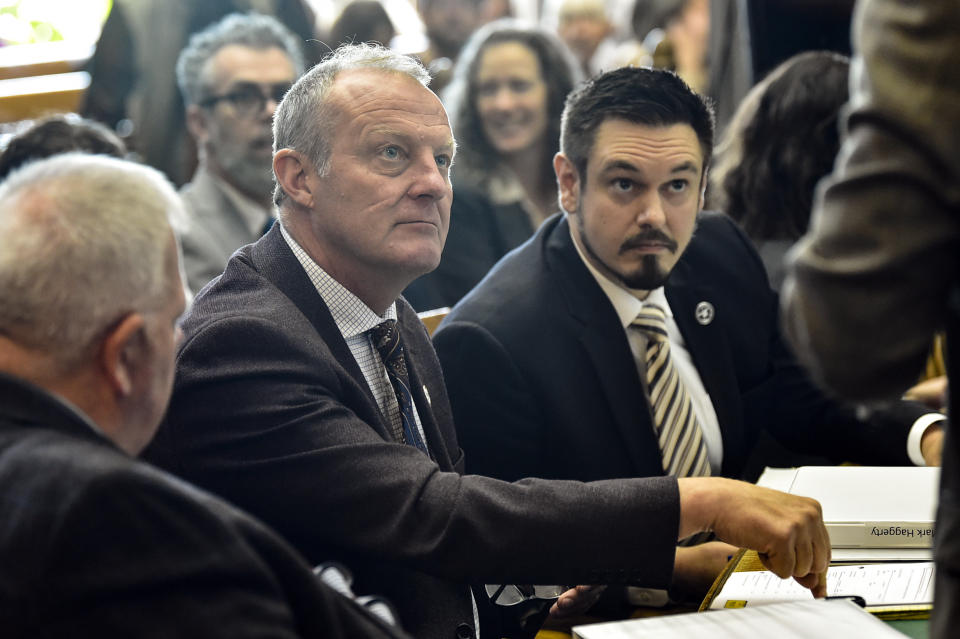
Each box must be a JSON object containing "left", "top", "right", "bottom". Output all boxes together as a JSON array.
[{"left": 782, "top": 0, "right": 960, "bottom": 402}]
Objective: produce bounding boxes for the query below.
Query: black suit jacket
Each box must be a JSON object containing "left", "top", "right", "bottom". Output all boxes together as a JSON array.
[
  {"left": 403, "top": 187, "right": 535, "bottom": 312},
  {"left": 147, "top": 224, "right": 682, "bottom": 639},
  {"left": 0, "top": 373, "right": 409, "bottom": 639},
  {"left": 434, "top": 213, "right": 919, "bottom": 484}
]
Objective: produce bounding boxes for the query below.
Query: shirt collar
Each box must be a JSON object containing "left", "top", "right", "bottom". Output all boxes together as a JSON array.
[
  {"left": 568, "top": 219, "right": 673, "bottom": 329},
  {"left": 279, "top": 223, "right": 396, "bottom": 339}
]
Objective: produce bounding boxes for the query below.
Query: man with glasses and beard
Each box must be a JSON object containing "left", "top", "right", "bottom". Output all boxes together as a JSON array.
[{"left": 177, "top": 13, "right": 304, "bottom": 292}]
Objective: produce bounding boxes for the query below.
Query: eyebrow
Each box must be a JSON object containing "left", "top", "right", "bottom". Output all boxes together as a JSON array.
[
  {"left": 367, "top": 126, "right": 456, "bottom": 154},
  {"left": 599, "top": 159, "right": 700, "bottom": 175}
]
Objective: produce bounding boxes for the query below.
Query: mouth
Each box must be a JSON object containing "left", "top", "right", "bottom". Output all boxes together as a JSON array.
[
  {"left": 619, "top": 234, "right": 678, "bottom": 255},
  {"left": 397, "top": 219, "right": 440, "bottom": 232}
]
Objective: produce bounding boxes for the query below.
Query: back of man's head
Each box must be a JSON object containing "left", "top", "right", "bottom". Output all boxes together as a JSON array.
[
  {"left": 0, "top": 154, "right": 184, "bottom": 375},
  {"left": 560, "top": 66, "right": 714, "bottom": 181},
  {"left": 0, "top": 115, "right": 126, "bottom": 181},
  {"left": 271, "top": 43, "right": 432, "bottom": 208},
  {"left": 177, "top": 12, "right": 307, "bottom": 107}
]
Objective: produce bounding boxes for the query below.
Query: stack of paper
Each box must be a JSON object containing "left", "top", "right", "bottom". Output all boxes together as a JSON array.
[
  {"left": 572, "top": 598, "right": 910, "bottom": 639},
  {"left": 756, "top": 466, "right": 939, "bottom": 561},
  {"left": 707, "top": 562, "right": 934, "bottom": 614}
]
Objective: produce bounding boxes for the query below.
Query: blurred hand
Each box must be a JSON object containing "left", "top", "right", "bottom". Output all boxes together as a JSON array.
[
  {"left": 903, "top": 375, "right": 948, "bottom": 410},
  {"left": 678, "top": 478, "right": 830, "bottom": 596},
  {"left": 548, "top": 584, "right": 606, "bottom": 620}
]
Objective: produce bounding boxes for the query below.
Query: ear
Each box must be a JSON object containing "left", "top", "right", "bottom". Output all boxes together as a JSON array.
[
  {"left": 185, "top": 104, "right": 210, "bottom": 144},
  {"left": 554, "top": 152, "right": 581, "bottom": 216},
  {"left": 273, "top": 149, "right": 316, "bottom": 209},
  {"left": 98, "top": 313, "right": 146, "bottom": 399}
]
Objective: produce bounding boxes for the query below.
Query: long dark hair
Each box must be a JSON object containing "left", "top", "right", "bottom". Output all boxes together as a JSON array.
[
  {"left": 710, "top": 51, "right": 850, "bottom": 241},
  {"left": 443, "top": 19, "right": 582, "bottom": 190}
]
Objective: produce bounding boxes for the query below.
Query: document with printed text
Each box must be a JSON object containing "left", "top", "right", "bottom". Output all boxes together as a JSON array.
[{"left": 708, "top": 562, "right": 934, "bottom": 610}]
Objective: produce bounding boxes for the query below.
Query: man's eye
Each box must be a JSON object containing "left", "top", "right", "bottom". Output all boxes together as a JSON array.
[
  {"left": 381, "top": 145, "right": 403, "bottom": 160},
  {"left": 436, "top": 154, "right": 451, "bottom": 170},
  {"left": 509, "top": 80, "right": 532, "bottom": 93},
  {"left": 612, "top": 178, "right": 633, "bottom": 192},
  {"left": 667, "top": 179, "right": 688, "bottom": 193}
]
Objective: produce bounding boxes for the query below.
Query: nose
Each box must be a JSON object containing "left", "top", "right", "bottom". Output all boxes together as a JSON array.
[
  {"left": 408, "top": 154, "right": 450, "bottom": 201},
  {"left": 636, "top": 193, "right": 666, "bottom": 228},
  {"left": 263, "top": 96, "right": 281, "bottom": 119},
  {"left": 491, "top": 86, "right": 517, "bottom": 111}
]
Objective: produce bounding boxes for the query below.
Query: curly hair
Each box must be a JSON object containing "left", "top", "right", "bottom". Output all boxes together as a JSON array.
[
  {"left": 709, "top": 51, "right": 850, "bottom": 241},
  {"left": 442, "top": 19, "right": 583, "bottom": 190}
]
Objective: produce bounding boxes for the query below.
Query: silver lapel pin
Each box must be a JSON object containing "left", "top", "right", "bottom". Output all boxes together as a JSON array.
[{"left": 695, "top": 301, "right": 715, "bottom": 325}]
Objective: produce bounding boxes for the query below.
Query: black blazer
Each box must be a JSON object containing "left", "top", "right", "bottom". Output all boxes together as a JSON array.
[
  {"left": 147, "top": 224, "right": 683, "bottom": 639},
  {"left": 403, "top": 187, "right": 535, "bottom": 312},
  {"left": 434, "top": 213, "right": 920, "bottom": 484},
  {"left": 0, "top": 373, "right": 410, "bottom": 639}
]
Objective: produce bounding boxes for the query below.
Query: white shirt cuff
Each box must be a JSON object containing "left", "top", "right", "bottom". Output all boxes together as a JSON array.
[{"left": 907, "top": 413, "right": 946, "bottom": 466}]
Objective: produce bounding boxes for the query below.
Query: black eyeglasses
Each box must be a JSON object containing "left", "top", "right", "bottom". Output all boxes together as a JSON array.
[
  {"left": 485, "top": 583, "right": 566, "bottom": 606},
  {"left": 199, "top": 82, "right": 292, "bottom": 117}
]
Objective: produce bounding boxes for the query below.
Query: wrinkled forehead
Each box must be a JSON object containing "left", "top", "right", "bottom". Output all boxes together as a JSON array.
[{"left": 330, "top": 69, "right": 452, "bottom": 132}]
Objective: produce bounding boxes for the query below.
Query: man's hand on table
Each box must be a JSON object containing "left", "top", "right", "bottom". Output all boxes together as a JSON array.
[{"left": 678, "top": 477, "right": 830, "bottom": 598}]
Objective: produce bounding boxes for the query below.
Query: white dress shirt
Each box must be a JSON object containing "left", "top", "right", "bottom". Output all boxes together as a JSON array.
[
  {"left": 280, "top": 224, "right": 428, "bottom": 447},
  {"left": 569, "top": 223, "right": 939, "bottom": 469},
  {"left": 570, "top": 226, "right": 724, "bottom": 470}
]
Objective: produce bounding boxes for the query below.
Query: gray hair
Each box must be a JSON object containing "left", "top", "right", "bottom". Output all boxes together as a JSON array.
[
  {"left": 0, "top": 154, "right": 186, "bottom": 370},
  {"left": 272, "top": 43, "right": 432, "bottom": 207},
  {"left": 177, "top": 12, "right": 307, "bottom": 106}
]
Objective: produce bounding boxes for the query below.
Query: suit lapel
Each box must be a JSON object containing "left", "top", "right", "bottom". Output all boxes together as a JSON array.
[
  {"left": 399, "top": 317, "right": 456, "bottom": 470},
  {"left": 547, "top": 218, "right": 665, "bottom": 476},
  {"left": 666, "top": 263, "right": 742, "bottom": 475},
  {"left": 248, "top": 226, "right": 395, "bottom": 442}
]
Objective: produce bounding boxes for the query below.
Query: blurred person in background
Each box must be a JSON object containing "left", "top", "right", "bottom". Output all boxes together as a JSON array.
[
  {"left": 404, "top": 19, "right": 582, "bottom": 310},
  {"left": 176, "top": 13, "right": 304, "bottom": 293},
  {"left": 415, "top": 0, "right": 493, "bottom": 92},
  {"left": 329, "top": 0, "right": 396, "bottom": 47},
  {"left": 82, "top": 0, "right": 320, "bottom": 186},
  {"left": 708, "top": 51, "right": 849, "bottom": 291},
  {"left": 0, "top": 114, "right": 126, "bottom": 180}
]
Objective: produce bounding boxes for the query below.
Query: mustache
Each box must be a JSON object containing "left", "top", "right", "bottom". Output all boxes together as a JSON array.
[{"left": 619, "top": 230, "right": 678, "bottom": 255}]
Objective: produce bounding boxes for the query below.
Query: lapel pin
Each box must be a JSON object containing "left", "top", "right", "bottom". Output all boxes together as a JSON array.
[{"left": 695, "top": 301, "right": 715, "bottom": 325}]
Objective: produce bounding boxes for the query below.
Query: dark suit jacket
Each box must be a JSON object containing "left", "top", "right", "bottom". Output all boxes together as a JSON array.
[
  {"left": 403, "top": 187, "right": 535, "bottom": 312},
  {"left": 433, "top": 213, "right": 920, "bottom": 484},
  {"left": 147, "top": 224, "right": 682, "bottom": 639},
  {"left": 0, "top": 373, "right": 410, "bottom": 639}
]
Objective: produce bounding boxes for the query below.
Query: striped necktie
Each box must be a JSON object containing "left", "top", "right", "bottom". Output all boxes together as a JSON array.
[
  {"left": 631, "top": 304, "right": 711, "bottom": 478},
  {"left": 370, "top": 320, "right": 428, "bottom": 453}
]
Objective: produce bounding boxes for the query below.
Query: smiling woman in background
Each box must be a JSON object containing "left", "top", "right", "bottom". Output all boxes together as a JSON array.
[{"left": 403, "top": 19, "right": 582, "bottom": 311}]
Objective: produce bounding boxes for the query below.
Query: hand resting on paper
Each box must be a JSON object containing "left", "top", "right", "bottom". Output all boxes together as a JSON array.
[{"left": 677, "top": 477, "right": 830, "bottom": 598}]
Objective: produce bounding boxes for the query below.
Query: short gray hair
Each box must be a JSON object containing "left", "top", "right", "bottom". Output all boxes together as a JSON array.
[
  {"left": 0, "top": 154, "right": 186, "bottom": 370},
  {"left": 272, "top": 43, "right": 432, "bottom": 206},
  {"left": 177, "top": 12, "right": 307, "bottom": 106}
]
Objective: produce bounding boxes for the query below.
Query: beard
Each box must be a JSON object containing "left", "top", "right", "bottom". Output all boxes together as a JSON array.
[
  {"left": 210, "top": 141, "right": 275, "bottom": 202},
  {"left": 575, "top": 204, "right": 678, "bottom": 291}
]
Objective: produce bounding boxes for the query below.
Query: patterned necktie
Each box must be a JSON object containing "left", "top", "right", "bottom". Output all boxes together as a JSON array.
[
  {"left": 631, "top": 304, "right": 711, "bottom": 478},
  {"left": 370, "top": 320, "right": 428, "bottom": 453}
]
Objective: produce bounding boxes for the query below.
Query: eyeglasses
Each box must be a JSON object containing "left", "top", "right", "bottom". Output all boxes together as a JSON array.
[
  {"left": 199, "top": 82, "right": 292, "bottom": 118},
  {"left": 485, "top": 583, "right": 566, "bottom": 606}
]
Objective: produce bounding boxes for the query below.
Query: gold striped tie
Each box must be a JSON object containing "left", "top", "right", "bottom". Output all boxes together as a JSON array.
[{"left": 632, "top": 304, "right": 712, "bottom": 478}]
